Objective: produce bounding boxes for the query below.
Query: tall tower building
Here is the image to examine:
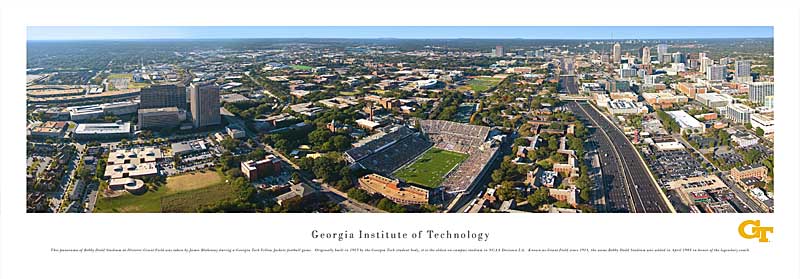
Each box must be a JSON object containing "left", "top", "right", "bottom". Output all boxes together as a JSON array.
[
  {"left": 641, "top": 46, "right": 651, "bottom": 64},
  {"left": 748, "top": 82, "right": 774, "bottom": 105},
  {"left": 189, "top": 82, "right": 221, "bottom": 128},
  {"left": 735, "top": 60, "right": 752, "bottom": 79},
  {"left": 700, "top": 57, "right": 712, "bottom": 73},
  {"left": 495, "top": 45, "right": 504, "bottom": 57},
  {"left": 706, "top": 65, "right": 726, "bottom": 81},
  {"left": 657, "top": 44, "right": 668, "bottom": 57},
  {"left": 139, "top": 84, "right": 187, "bottom": 109},
  {"left": 612, "top": 42, "right": 622, "bottom": 64}
]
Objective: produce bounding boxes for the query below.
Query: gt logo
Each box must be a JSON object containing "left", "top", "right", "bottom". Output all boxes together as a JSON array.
[{"left": 738, "top": 220, "right": 773, "bottom": 242}]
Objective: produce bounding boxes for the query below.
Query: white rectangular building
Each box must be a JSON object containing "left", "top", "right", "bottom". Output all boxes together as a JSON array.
[{"left": 666, "top": 110, "right": 705, "bottom": 134}]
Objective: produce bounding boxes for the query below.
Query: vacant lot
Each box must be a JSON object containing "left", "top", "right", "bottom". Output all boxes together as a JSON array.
[
  {"left": 393, "top": 148, "right": 468, "bottom": 188},
  {"left": 94, "top": 171, "right": 231, "bottom": 213}
]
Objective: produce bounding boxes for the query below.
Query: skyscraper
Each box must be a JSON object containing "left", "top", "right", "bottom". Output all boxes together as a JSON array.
[
  {"left": 612, "top": 42, "right": 621, "bottom": 64},
  {"left": 189, "top": 82, "right": 221, "bottom": 128},
  {"left": 748, "top": 82, "right": 774, "bottom": 105},
  {"left": 139, "top": 84, "right": 187, "bottom": 109},
  {"left": 706, "top": 65, "right": 726, "bottom": 81},
  {"left": 671, "top": 52, "right": 685, "bottom": 64},
  {"left": 657, "top": 44, "right": 668, "bottom": 57},
  {"left": 700, "top": 57, "right": 712, "bottom": 73},
  {"left": 495, "top": 45, "right": 504, "bottom": 57},
  {"left": 641, "top": 46, "right": 651, "bottom": 64},
  {"left": 735, "top": 60, "right": 752, "bottom": 79}
]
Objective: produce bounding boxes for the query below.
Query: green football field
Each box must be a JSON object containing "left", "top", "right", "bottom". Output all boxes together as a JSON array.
[{"left": 393, "top": 148, "right": 468, "bottom": 188}]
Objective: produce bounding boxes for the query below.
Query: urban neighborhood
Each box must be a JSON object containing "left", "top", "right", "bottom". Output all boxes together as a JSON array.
[{"left": 26, "top": 28, "right": 775, "bottom": 213}]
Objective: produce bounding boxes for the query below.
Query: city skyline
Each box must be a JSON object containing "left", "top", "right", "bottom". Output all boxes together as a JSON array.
[{"left": 27, "top": 26, "right": 774, "bottom": 41}]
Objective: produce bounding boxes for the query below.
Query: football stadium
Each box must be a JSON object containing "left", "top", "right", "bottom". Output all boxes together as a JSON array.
[{"left": 344, "top": 119, "right": 501, "bottom": 204}]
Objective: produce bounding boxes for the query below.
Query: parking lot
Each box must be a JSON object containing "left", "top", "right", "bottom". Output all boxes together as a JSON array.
[{"left": 645, "top": 148, "right": 708, "bottom": 186}]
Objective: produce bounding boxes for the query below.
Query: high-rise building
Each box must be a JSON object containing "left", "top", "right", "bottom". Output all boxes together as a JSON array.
[
  {"left": 138, "top": 107, "right": 183, "bottom": 130},
  {"left": 748, "top": 82, "right": 774, "bottom": 105},
  {"left": 657, "top": 44, "right": 668, "bottom": 60},
  {"left": 139, "top": 84, "right": 187, "bottom": 109},
  {"left": 189, "top": 82, "right": 221, "bottom": 128},
  {"left": 706, "top": 65, "right": 726, "bottom": 81},
  {"left": 612, "top": 43, "right": 621, "bottom": 64},
  {"left": 700, "top": 57, "right": 712, "bottom": 73},
  {"left": 671, "top": 52, "right": 685, "bottom": 64},
  {"left": 495, "top": 45, "right": 504, "bottom": 57},
  {"left": 641, "top": 46, "right": 651, "bottom": 64},
  {"left": 660, "top": 54, "right": 672, "bottom": 64},
  {"left": 735, "top": 60, "right": 752, "bottom": 79},
  {"left": 723, "top": 103, "right": 754, "bottom": 124}
]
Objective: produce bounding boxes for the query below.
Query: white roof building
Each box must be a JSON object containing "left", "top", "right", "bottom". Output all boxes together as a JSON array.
[{"left": 666, "top": 110, "right": 705, "bottom": 134}]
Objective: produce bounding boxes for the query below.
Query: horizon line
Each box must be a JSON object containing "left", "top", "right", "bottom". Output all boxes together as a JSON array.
[{"left": 27, "top": 36, "right": 775, "bottom": 42}]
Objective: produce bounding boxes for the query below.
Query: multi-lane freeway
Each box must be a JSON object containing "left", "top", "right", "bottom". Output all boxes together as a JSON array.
[
  {"left": 558, "top": 75, "right": 579, "bottom": 94},
  {"left": 567, "top": 101, "right": 672, "bottom": 213}
]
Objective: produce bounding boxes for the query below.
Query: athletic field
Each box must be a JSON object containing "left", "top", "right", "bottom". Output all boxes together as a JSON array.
[{"left": 393, "top": 148, "right": 468, "bottom": 188}]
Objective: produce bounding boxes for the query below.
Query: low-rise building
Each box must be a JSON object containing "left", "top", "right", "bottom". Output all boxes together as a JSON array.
[
  {"left": 73, "top": 122, "right": 131, "bottom": 140},
  {"left": 666, "top": 110, "right": 705, "bottom": 134},
  {"left": 731, "top": 165, "right": 768, "bottom": 182},
  {"left": 642, "top": 92, "right": 688, "bottom": 108},
  {"left": 358, "top": 174, "right": 431, "bottom": 205},
  {"left": 695, "top": 93, "right": 732, "bottom": 108},
  {"left": 548, "top": 187, "right": 577, "bottom": 207},
  {"left": 731, "top": 132, "right": 758, "bottom": 147},
  {"left": 608, "top": 100, "right": 648, "bottom": 115},
  {"left": 275, "top": 183, "right": 317, "bottom": 206},
  {"left": 241, "top": 155, "right": 282, "bottom": 181},
  {"left": 750, "top": 113, "right": 774, "bottom": 135},
  {"left": 29, "top": 121, "right": 68, "bottom": 138}
]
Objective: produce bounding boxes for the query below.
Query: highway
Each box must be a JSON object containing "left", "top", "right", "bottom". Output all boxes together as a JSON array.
[
  {"left": 558, "top": 75, "right": 579, "bottom": 94},
  {"left": 567, "top": 101, "right": 671, "bottom": 213}
]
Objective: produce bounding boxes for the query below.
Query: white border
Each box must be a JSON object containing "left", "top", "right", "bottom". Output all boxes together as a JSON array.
[{"left": 2, "top": 1, "right": 798, "bottom": 278}]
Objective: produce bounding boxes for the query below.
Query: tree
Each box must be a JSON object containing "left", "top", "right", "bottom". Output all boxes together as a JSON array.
[
  {"left": 755, "top": 127, "right": 765, "bottom": 137},
  {"left": 331, "top": 135, "right": 352, "bottom": 151},
  {"left": 527, "top": 187, "right": 551, "bottom": 210},
  {"left": 513, "top": 137, "right": 530, "bottom": 147},
  {"left": 495, "top": 182, "right": 521, "bottom": 201},
  {"left": 308, "top": 129, "right": 333, "bottom": 148},
  {"left": 377, "top": 198, "right": 406, "bottom": 213},
  {"left": 247, "top": 148, "right": 267, "bottom": 161},
  {"left": 347, "top": 188, "right": 370, "bottom": 203}
]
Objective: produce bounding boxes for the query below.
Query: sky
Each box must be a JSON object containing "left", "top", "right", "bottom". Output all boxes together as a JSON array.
[{"left": 27, "top": 26, "right": 774, "bottom": 41}]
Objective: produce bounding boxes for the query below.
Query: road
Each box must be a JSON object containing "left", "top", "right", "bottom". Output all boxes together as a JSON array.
[
  {"left": 584, "top": 140, "right": 608, "bottom": 212},
  {"left": 558, "top": 75, "right": 579, "bottom": 94},
  {"left": 568, "top": 101, "right": 671, "bottom": 213}
]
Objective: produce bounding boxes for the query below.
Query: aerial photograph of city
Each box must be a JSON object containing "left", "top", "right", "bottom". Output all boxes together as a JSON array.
[{"left": 25, "top": 26, "right": 775, "bottom": 214}]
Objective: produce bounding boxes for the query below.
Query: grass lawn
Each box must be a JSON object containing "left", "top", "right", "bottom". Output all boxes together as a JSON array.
[
  {"left": 290, "top": 65, "right": 313, "bottom": 70},
  {"left": 393, "top": 148, "right": 469, "bottom": 188},
  {"left": 128, "top": 82, "right": 150, "bottom": 89},
  {"left": 94, "top": 170, "right": 229, "bottom": 213},
  {"left": 461, "top": 76, "right": 503, "bottom": 92},
  {"left": 107, "top": 73, "right": 132, "bottom": 80}
]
